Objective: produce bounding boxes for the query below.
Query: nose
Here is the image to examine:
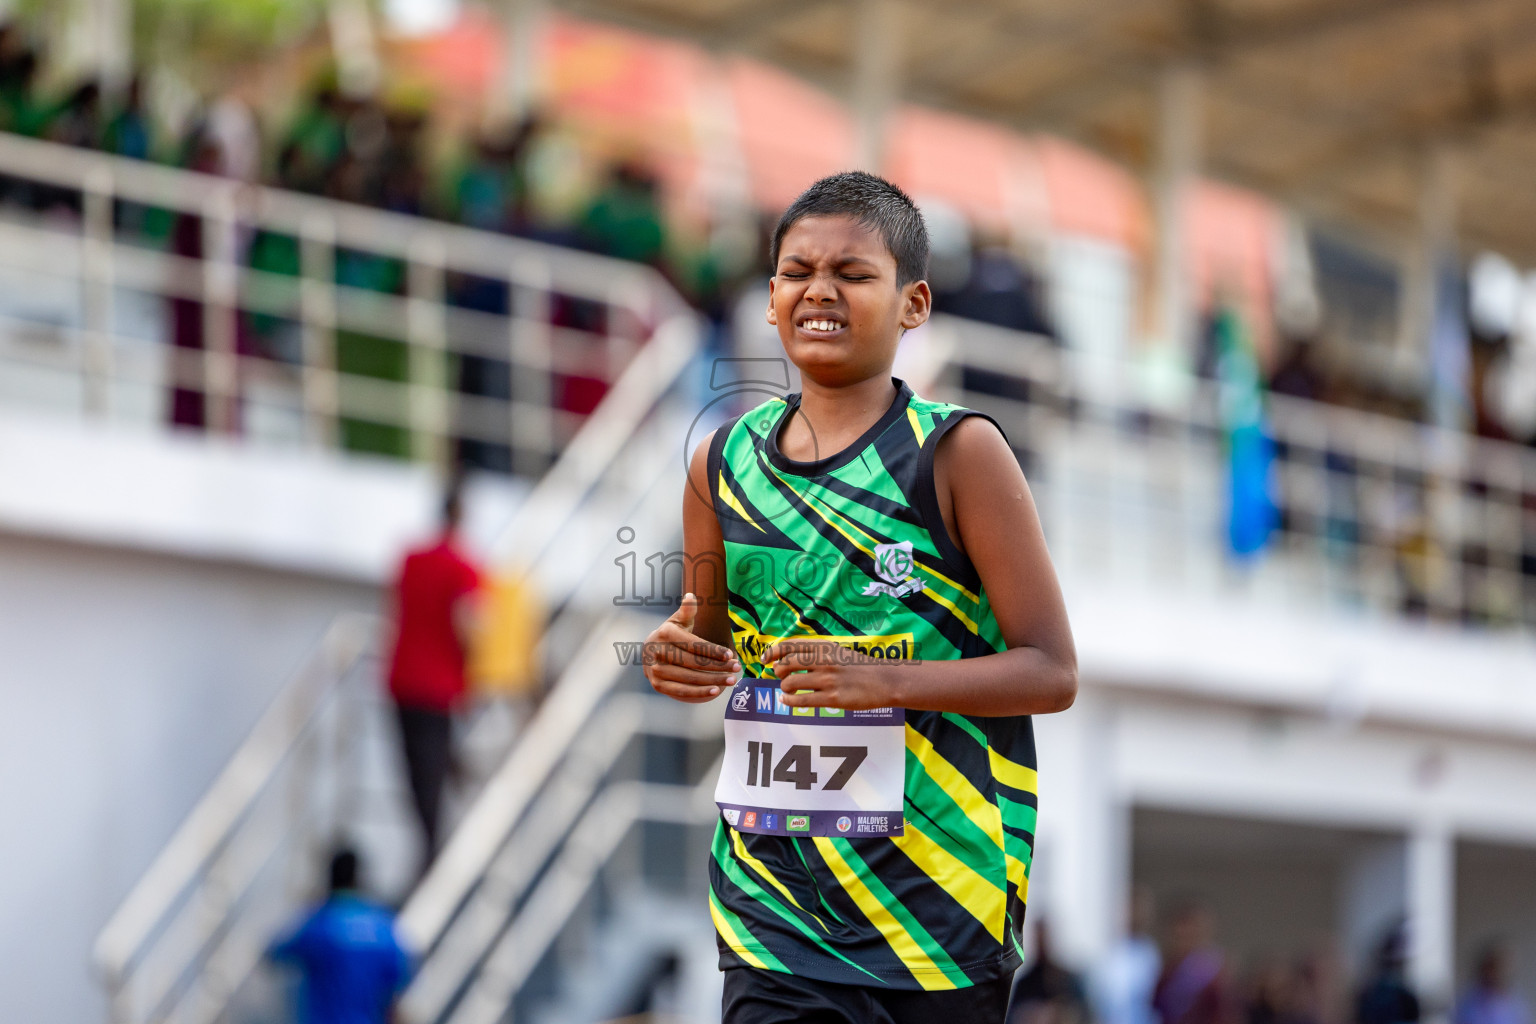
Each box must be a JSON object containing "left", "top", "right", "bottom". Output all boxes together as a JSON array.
[{"left": 804, "top": 270, "right": 837, "bottom": 305}]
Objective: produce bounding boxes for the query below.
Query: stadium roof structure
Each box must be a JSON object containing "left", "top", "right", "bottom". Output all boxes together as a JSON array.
[{"left": 543, "top": 0, "right": 1536, "bottom": 262}]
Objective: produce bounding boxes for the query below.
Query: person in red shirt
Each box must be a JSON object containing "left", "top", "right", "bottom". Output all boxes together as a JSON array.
[{"left": 386, "top": 484, "right": 482, "bottom": 864}]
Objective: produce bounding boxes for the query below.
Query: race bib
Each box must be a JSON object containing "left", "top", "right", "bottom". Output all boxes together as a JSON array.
[{"left": 715, "top": 680, "right": 905, "bottom": 838}]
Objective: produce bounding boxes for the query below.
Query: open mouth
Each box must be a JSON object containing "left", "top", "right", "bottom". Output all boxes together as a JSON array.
[{"left": 795, "top": 314, "right": 846, "bottom": 338}]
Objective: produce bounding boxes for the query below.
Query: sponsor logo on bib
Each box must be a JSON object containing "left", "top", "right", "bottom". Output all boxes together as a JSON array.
[
  {"left": 836, "top": 815, "right": 853, "bottom": 833},
  {"left": 742, "top": 811, "right": 757, "bottom": 828},
  {"left": 787, "top": 815, "right": 810, "bottom": 832},
  {"left": 731, "top": 686, "right": 751, "bottom": 712},
  {"left": 723, "top": 809, "right": 740, "bottom": 826}
]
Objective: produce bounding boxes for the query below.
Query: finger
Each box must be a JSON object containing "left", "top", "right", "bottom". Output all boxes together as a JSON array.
[
  {"left": 762, "top": 640, "right": 821, "bottom": 663},
  {"left": 667, "top": 593, "right": 699, "bottom": 632},
  {"left": 780, "top": 687, "right": 835, "bottom": 707},
  {"left": 649, "top": 676, "right": 726, "bottom": 701},
  {"left": 650, "top": 636, "right": 740, "bottom": 671},
  {"left": 774, "top": 660, "right": 826, "bottom": 682},
  {"left": 649, "top": 663, "right": 739, "bottom": 689},
  {"left": 653, "top": 621, "right": 740, "bottom": 667}
]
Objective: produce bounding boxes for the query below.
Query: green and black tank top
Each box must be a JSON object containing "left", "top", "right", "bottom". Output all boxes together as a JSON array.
[{"left": 705, "top": 378, "right": 1039, "bottom": 990}]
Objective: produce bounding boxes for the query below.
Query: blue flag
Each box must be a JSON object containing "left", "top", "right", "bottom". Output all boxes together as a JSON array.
[{"left": 1214, "top": 306, "right": 1276, "bottom": 558}]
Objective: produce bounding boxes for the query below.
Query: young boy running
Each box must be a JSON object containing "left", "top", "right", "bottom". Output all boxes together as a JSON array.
[{"left": 643, "top": 171, "right": 1077, "bottom": 1023}]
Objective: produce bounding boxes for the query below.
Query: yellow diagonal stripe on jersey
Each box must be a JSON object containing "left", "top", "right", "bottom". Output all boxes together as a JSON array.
[
  {"left": 919, "top": 584, "right": 980, "bottom": 635},
  {"left": 709, "top": 890, "right": 771, "bottom": 970},
  {"left": 906, "top": 726, "right": 1004, "bottom": 851},
  {"left": 814, "top": 838, "right": 959, "bottom": 991},
  {"left": 794, "top": 477, "right": 982, "bottom": 608},
  {"left": 731, "top": 828, "right": 829, "bottom": 932},
  {"left": 989, "top": 748, "right": 1039, "bottom": 794},
  {"left": 718, "top": 476, "right": 767, "bottom": 533},
  {"left": 893, "top": 820, "right": 1005, "bottom": 942},
  {"left": 1007, "top": 855, "right": 1030, "bottom": 901},
  {"left": 906, "top": 406, "right": 928, "bottom": 446}
]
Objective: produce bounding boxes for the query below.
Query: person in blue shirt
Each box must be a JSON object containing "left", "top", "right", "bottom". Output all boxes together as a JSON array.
[{"left": 267, "top": 848, "right": 412, "bottom": 1024}]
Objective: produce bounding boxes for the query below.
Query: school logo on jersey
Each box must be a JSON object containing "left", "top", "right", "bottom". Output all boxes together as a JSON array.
[{"left": 863, "top": 540, "right": 925, "bottom": 598}]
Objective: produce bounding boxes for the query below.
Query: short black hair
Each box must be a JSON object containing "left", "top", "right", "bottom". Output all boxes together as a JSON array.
[
  {"left": 770, "top": 171, "right": 929, "bottom": 285},
  {"left": 328, "top": 848, "right": 359, "bottom": 892}
]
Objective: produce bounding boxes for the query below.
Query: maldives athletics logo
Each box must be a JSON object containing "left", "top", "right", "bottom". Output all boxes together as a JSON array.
[
  {"left": 863, "top": 540, "right": 925, "bottom": 599},
  {"left": 836, "top": 816, "right": 853, "bottom": 833}
]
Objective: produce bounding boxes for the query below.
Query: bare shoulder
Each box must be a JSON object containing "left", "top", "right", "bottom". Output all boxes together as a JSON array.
[
  {"left": 687, "top": 429, "right": 717, "bottom": 486},
  {"left": 934, "top": 414, "right": 1019, "bottom": 481}
]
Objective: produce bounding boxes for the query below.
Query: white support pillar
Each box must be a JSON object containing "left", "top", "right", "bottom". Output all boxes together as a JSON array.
[
  {"left": 853, "top": 0, "right": 902, "bottom": 173},
  {"left": 328, "top": 0, "right": 382, "bottom": 98},
  {"left": 488, "top": 0, "right": 546, "bottom": 129},
  {"left": 1408, "top": 820, "right": 1455, "bottom": 1024},
  {"left": 1032, "top": 692, "right": 1127, "bottom": 969},
  {"left": 1410, "top": 147, "right": 1467, "bottom": 432},
  {"left": 93, "top": 0, "right": 131, "bottom": 96},
  {"left": 1403, "top": 147, "right": 1459, "bottom": 344},
  {"left": 1149, "top": 63, "right": 1204, "bottom": 363}
]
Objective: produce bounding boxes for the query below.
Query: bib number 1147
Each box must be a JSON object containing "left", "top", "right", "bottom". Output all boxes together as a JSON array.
[{"left": 744, "top": 741, "right": 867, "bottom": 791}]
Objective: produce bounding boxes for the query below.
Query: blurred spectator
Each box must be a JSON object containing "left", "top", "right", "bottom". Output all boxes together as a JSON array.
[
  {"left": 267, "top": 848, "right": 412, "bottom": 1024},
  {"left": 1456, "top": 945, "right": 1530, "bottom": 1024},
  {"left": 1356, "top": 925, "right": 1420, "bottom": 1024},
  {"left": 448, "top": 125, "right": 521, "bottom": 232},
  {"left": 386, "top": 482, "right": 483, "bottom": 865},
  {"left": 1008, "top": 919, "right": 1091, "bottom": 1024},
  {"left": 1269, "top": 334, "right": 1326, "bottom": 403},
  {"left": 46, "top": 79, "right": 102, "bottom": 151},
  {"left": 280, "top": 82, "right": 347, "bottom": 195},
  {"left": 933, "top": 234, "right": 1055, "bottom": 338},
  {"left": 378, "top": 106, "right": 428, "bottom": 216},
  {"left": 103, "top": 74, "right": 152, "bottom": 160},
  {"left": 1155, "top": 903, "right": 1237, "bottom": 1024},
  {"left": 205, "top": 94, "right": 262, "bottom": 183},
  {"left": 166, "top": 126, "right": 226, "bottom": 430},
  {"left": 578, "top": 159, "right": 666, "bottom": 267},
  {"left": 1092, "top": 887, "right": 1162, "bottom": 1024}
]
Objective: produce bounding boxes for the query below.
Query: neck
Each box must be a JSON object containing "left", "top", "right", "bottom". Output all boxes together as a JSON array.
[{"left": 795, "top": 373, "right": 898, "bottom": 447}]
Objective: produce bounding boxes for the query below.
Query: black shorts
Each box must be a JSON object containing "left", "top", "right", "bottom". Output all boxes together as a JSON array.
[{"left": 722, "top": 966, "right": 1011, "bottom": 1024}]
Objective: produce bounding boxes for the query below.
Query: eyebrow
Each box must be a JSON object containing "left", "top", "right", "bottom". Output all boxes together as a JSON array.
[{"left": 778, "top": 253, "right": 882, "bottom": 269}]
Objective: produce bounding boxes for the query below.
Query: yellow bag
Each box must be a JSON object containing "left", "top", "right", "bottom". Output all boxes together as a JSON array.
[{"left": 469, "top": 573, "right": 545, "bottom": 698}]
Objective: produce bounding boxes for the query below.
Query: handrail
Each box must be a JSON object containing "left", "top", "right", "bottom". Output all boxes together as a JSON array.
[
  {"left": 396, "top": 612, "right": 644, "bottom": 953},
  {"left": 86, "top": 170, "right": 705, "bottom": 1017},
  {"left": 399, "top": 691, "right": 719, "bottom": 1023},
  {"left": 92, "top": 612, "right": 375, "bottom": 986},
  {"left": 0, "top": 132, "right": 681, "bottom": 317},
  {"left": 492, "top": 310, "right": 700, "bottom": 578},
  {"left": 444, "top": 774, "right": 720, "bottom": 1024}
]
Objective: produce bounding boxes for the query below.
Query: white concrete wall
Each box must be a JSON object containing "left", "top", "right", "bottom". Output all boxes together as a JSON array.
[{"left": 0, "top": 532, "right": 379, "bottom": 1024}]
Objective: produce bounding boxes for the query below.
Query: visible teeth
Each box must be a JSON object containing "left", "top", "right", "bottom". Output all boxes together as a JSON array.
[{"left": 803, "top": 319, "right": 838, "bottom": 331}]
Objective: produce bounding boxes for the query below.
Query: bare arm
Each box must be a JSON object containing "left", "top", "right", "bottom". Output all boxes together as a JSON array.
[
  {"left": 641, "top": 433, "right": 742, "bottom": 703},
  {"left": 766, "top": 416, "right": 1076, "bottom": 717}
]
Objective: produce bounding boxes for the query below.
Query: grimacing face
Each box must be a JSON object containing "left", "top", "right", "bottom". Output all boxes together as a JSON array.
[{"left": 768, "top": 214, "right": 931, "bottom": 388}]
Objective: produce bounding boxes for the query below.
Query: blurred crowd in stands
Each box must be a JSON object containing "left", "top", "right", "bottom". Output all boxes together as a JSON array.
[
  {"left": 1010, "top": 896, "right": 1530, "bottom": 1024},
  {"left": 2, "top": 17, "right": 1533, "bottom": 474}
]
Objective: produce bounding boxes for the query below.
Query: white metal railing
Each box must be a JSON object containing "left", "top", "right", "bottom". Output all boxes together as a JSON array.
[
  {"left": 90, "top": 206, "right": 705, "bottom": 1022},
  {"left": 91, "top": 614, "right": 378, "bottom": 1024},
  {"left": 395, "top": 614, "right": 720, "bottom": 1024},
  {"left": 925, "top": 315, "right": 1536, "bottom": 629},
  {"left": 0, "top": 131, "right": 687, "bottom": 475}
]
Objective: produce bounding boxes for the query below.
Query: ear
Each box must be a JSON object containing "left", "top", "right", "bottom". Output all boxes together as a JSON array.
[
  {"left": 766, "top": 276, "right": 778, "bottom": 326},
  {"left": 899, "top": 280, "right": 932, "bottom": 332}
]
